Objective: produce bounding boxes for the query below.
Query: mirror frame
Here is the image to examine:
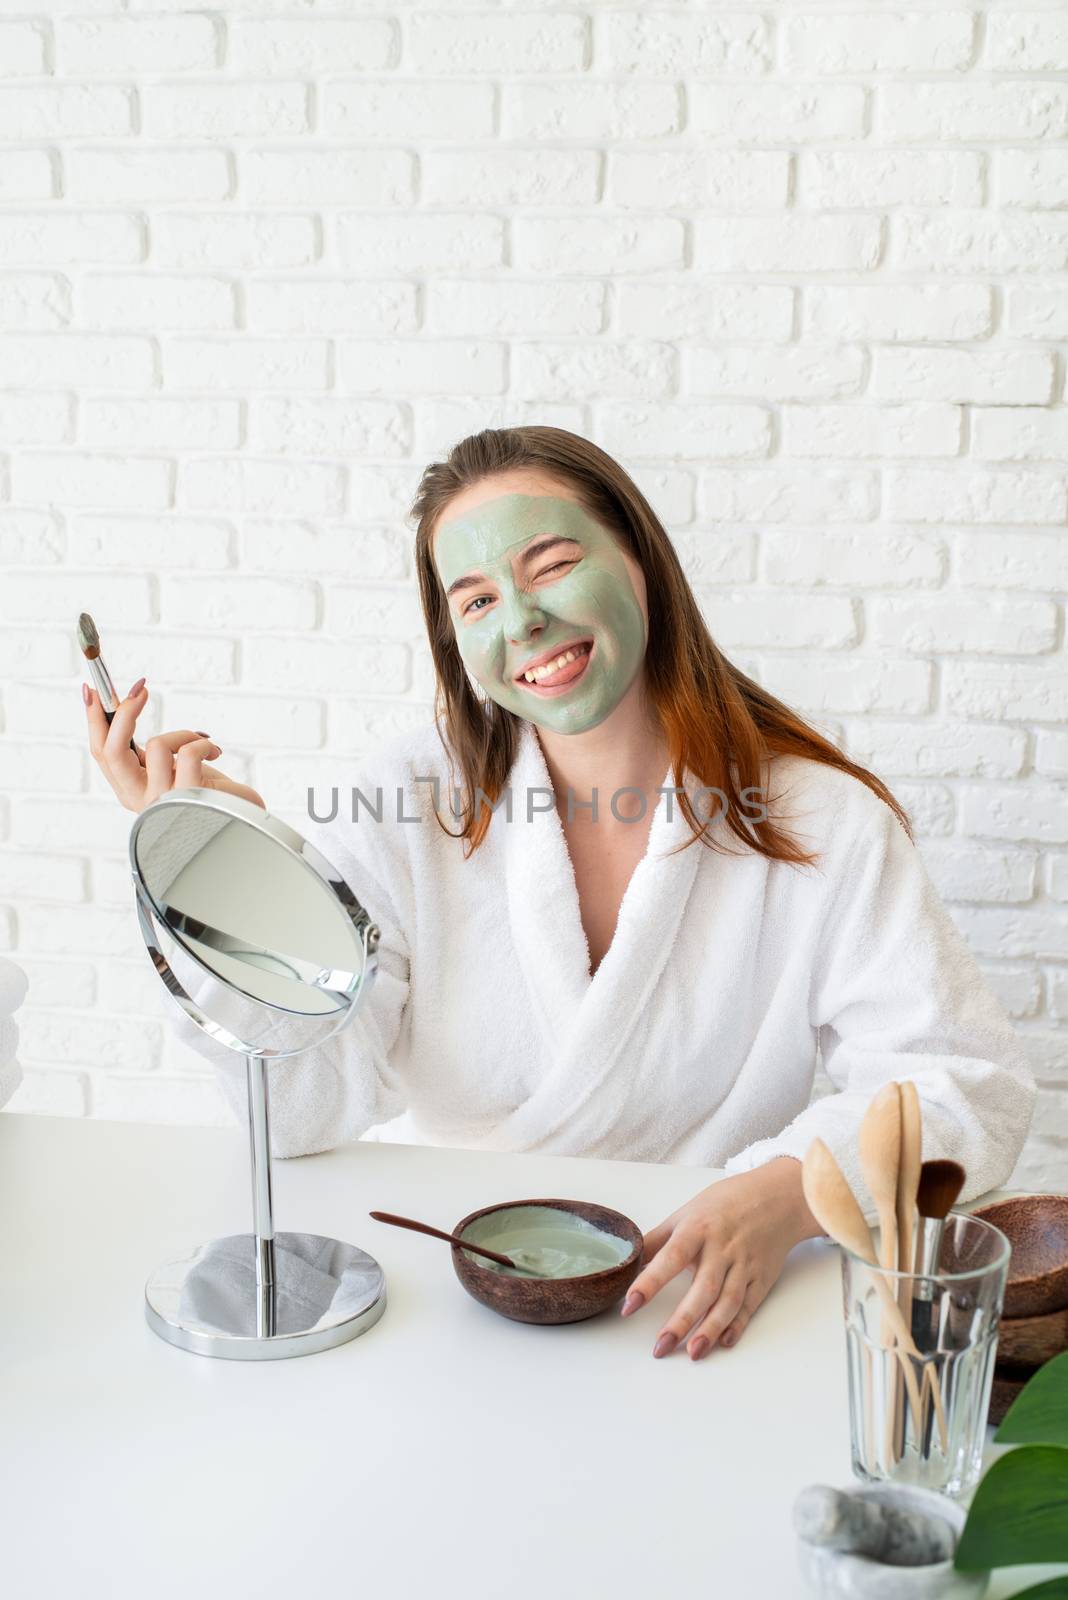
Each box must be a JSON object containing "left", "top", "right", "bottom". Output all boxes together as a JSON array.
[{"left": 128, "top": 786, "right": 380, "bottom": 1060}]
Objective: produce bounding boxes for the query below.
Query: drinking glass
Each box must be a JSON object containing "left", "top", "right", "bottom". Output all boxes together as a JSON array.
[{"left": 841, "top": 1212, "right": 1011, "bottom": 1497}]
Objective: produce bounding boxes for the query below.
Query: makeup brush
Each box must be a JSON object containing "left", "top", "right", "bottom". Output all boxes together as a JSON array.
[
  {"left": 912, "top": 1160, "right": 966, "bottom": 1313},
  {"left": 77, "top": 612, "right": 139, "bottom": 756},
  {"left": 912, "top": 1160, "right": 964, "bottom": 1458}
]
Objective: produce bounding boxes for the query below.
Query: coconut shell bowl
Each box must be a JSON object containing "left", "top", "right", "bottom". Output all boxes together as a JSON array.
[
  {"left": 972, "top": 1194, "right": 1068, "bottom": 1318},
  {"left": 450, "top": 1198, "right": 644, "bottom": 1326},
  {"left": 971, "top": 1194, "right": 1068, "bottom": 1423}
]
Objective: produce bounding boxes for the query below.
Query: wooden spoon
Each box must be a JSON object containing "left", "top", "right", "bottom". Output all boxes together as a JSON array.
[
  {"left": 803, "top": 1138, "right": 880, "bottom": 1264},
  {"left": 369, "top": 1210, "right": 525, "bottom": 1271},
  {"left": 802, "top": 1138, "right": 925, "bottom": 1430},
  {"left": 859, "top": 1081, "right": 901, "bottom": 1275},
  {"left": 891, "top": 1080, "right": 923, "bottom": 1460},
  {"left": 896, "top": 1081, "right": 923, "bottom": 1277}
]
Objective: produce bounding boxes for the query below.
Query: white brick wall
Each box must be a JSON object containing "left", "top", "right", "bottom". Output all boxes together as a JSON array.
[{"left": 0, "top": 2, "right": 1065, "bottom": 1187}]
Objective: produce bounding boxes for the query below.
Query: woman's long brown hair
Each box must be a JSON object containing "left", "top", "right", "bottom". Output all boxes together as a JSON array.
[{"left": 410, "top": 425, "right": 912, "bottom": 864}]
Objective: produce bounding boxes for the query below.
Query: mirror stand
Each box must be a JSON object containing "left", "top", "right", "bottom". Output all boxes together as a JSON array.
[
  {"left": 144, "top": 1049, "right": 386, "bottom": 1361},
  {"left": 246, "top": 1053, "right": 277, "bottom": 1338},
  {"left": 132, "top": 789, "right": 388, "bottom": 1362}
]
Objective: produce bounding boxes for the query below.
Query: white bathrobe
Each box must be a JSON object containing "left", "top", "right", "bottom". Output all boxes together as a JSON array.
[{"left": 177, "top": 718, "right": 1035, "bottom": 1209}]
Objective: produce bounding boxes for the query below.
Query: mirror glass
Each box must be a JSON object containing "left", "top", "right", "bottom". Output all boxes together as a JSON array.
[{"left": 132, "top": 800, "right": 369, "bottom": 1019}]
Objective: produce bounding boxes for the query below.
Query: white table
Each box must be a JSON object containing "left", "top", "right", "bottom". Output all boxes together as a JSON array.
[{"left": 0, "top": 1114, "right": 1058, "bottom": 1599}]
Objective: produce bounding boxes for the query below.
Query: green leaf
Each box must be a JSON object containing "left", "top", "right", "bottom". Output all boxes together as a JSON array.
[
  {"left": 955, "top": 1447, "right": 1068, "bottom": 1570},
  {"left": 997, "top": 1353, "right": 1068, "bottom": 1446},
  {"left": 1002, "top": 1581, "right": 1068, "bottom": 1600}
]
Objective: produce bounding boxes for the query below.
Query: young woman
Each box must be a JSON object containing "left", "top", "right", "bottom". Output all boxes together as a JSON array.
[{"left": 85, "top": 426, "right": 1035, "bottom": 1364}]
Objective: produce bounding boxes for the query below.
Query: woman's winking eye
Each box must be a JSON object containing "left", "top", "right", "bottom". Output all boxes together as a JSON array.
[{"left": 460, "top": 555, "right": 579, "bottom": 617}]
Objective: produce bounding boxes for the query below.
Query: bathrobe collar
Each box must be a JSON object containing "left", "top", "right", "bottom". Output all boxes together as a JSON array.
[{"left": 494, "top": 717, "right": 704, "bottom": 1152}]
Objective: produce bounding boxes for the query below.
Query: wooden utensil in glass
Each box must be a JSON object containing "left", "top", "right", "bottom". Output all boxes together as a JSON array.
[
  {"left": 802, "top": 1137, "right": 925, "bottom": 1439},
  {"left": 890, "top": 1080, "right": 923, "bottom": 1461},
  {"left": 858, "top": 1082, "right": 905, "bottom": 1462}
]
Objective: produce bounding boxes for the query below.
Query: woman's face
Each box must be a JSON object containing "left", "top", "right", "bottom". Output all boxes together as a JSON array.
[{"left": 433, "top": 474, "right": 648, "bottom": 735}]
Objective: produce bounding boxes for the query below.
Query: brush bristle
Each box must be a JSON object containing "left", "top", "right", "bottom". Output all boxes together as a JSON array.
[
  {"left": 77, "top": 611, "right": 100, "bottom": 658},
  {"left": 916, "top": 1159, "right": 965, "bottom": 1221}
]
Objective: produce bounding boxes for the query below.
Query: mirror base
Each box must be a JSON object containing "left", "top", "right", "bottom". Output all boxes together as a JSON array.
[{"left": 144, "top": 1231, "right": 386, "bottom": 1360}]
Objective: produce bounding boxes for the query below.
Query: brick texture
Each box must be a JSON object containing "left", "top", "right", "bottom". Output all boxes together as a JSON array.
[{"left": 0, "top": 3, "right": 1064, "bottom": 1188}]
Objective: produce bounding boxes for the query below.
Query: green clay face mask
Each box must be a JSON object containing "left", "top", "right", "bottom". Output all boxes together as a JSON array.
[{"left": 434, "top": 493, "right": 647, "bottom": 735}]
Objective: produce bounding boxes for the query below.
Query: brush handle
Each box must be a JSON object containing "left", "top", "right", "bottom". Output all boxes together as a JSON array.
[
  {"left": 911, "top": 1216, "right": 947, "bottom": 1312},
  {"left": 369, "top": 1210, "right": 517, "bottom": 1269},
  {"left": 911, "top": 1217, "right": 951, "bottom": 1460},
  {"left": 85, "top": 646, "right": 141, "bottom": 759}
]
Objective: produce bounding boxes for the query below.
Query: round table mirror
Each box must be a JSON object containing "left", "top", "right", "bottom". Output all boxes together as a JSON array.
[{"left": 129, "top": 787, "right": 386, "bottom": 1361}]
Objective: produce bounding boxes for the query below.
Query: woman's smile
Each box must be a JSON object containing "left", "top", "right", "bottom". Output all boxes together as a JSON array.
[{"left": 515, "top": 639, "right": 594, "bottom": 696}]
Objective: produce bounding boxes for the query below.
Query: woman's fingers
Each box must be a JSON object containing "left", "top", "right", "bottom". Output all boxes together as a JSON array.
[
  {"left": 83, "top": 681, "right": 256, "bottom": 813},
  {"left": 101, "top": 681, "right": 147, "bottom": 763},
  {"left": 649, "top": 1254, "right": 730, "bottom": 1355},
  {"left": 143, "top": 731, "right": 220, "bottom": 804},
  {"left": 621, "top": 1226, "right": 697, "bottom": 1316},
  {"left": 639, "top": 1217, "right": 673, "bottom": 1267},
  {"left": 687, "top": 1266, "right": 753, "bottom": 1360},
  {"left": 173, "top": 737, "right": 223, "bottom": 792},
  {"left": 717, "top": 1282, "right": 766, "bottom": 1352},
  {"left": 86, "top": 682, "right": 147, "bottom": 808},
  {"left": 83, "top": 682, "right": 113, "bottom": 761},
  {"left": 621, "top": 1218, "right": 675, "bottom": 1311}
]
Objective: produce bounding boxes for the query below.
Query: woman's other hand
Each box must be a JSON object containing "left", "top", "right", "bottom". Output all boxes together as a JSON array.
[
  {"left": 620, "top": 1157, "right": 821, "bottom": 1361},
  {"left": 83, "top": 679, "right": 267, "bottom": 815}
]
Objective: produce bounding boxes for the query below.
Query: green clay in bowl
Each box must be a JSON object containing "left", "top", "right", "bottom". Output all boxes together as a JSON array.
[
  {"left": 460, "top": 1204, "right": 637, "bottom": 1279},
  {"left": 451, "top": 1198, "right": 644, "bottom": 1325}
]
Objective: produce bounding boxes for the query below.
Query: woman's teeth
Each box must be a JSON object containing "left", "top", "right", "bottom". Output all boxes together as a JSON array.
[{"left": 522, "top": 643, "right": 589, "bottom": 684}]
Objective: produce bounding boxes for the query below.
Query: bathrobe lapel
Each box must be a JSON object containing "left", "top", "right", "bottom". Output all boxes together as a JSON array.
[{"left": 494, "top": 720, "right": 703, "bottom": 1154}]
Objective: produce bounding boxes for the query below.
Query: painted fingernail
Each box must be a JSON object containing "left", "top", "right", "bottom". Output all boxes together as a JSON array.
[
  {"left": 81, "top": 682, "right": 90, "bottom": 705},
  {"left": 653, "top": 1332, "right": 677, "bottom": 1360},
  {"left": 128, "top": 677, "right": 146, "bottom": 697},
  {"left": 195, "top": 731, "right": 211, "bottom": 738},
  {"left": 689, "top": 1336, "right": 710, "bottom": 1361},
  {"left": 721, "top": 1329, "right": 736, "bottom": 1348},
  {"left": 620, "top": 1290, "right": 644, "bottom": 1317}
]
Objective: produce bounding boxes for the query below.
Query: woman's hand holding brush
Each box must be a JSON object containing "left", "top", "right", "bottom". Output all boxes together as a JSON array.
[{"left": 84, "top": 679, "right": 266, "bottom": 815}]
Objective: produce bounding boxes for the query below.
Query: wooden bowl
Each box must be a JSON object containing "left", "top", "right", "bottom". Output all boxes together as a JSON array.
[
  {"left": 450, "top": 1198, "right": 643, "bottom": 1326},
  {"left": 972, "top": 1194, "right": 1068, "bottom": 1317},
  {"left": 996, "top": 1303, "right": 1068, "bottom": 1368}
]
